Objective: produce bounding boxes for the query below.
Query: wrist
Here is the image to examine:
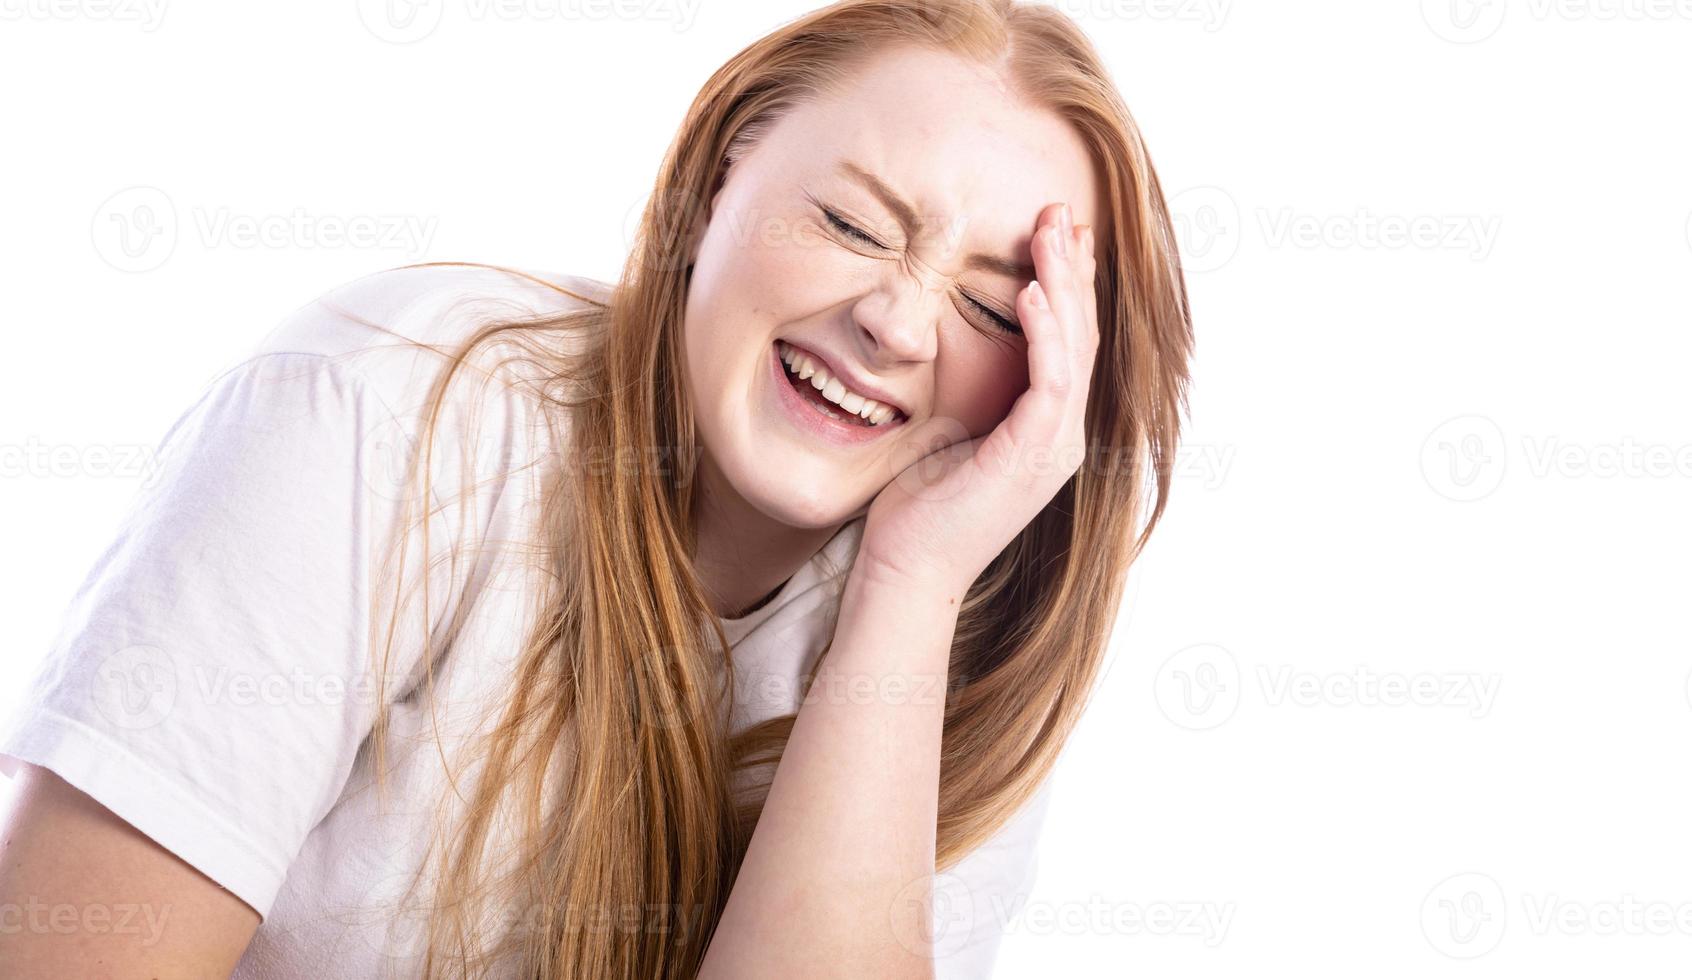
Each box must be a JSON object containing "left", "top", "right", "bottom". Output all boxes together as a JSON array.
[
  {"left": 829, "top": 560, "right": 960, "bottom": 686},
  {"left": 845, "top": 556, "right": 970, "bottom": 610}
]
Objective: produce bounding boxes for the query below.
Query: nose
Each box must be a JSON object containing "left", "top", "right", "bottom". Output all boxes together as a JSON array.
[{"left": 851, "top": 262, "right": 945, "bottom": 364}]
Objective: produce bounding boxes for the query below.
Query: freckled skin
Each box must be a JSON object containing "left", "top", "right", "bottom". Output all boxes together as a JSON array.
[{"left": 682, "top": 43, "right": 1105, "bottom": 615}]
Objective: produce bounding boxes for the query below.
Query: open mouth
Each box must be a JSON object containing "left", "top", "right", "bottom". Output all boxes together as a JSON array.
[{"left": 775, "top": 341, "right": 908, "bottom": 429}]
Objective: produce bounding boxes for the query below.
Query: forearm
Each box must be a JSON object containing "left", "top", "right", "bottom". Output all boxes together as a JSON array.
[{"left": 699, "top": 563, "right": 959, "bottom": 980}]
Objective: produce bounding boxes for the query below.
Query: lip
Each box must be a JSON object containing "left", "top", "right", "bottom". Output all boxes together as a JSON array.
[
  {"left": 776, "top": 340, "right": 910, "bottom": 419},
  {"left": 769, "top": 341, "right": 907, "bottom": 446}
]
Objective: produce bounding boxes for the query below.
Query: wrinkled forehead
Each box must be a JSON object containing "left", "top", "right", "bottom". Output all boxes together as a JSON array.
[{"left": 752, "top": 53, "right": 1108, "bottom": 263}]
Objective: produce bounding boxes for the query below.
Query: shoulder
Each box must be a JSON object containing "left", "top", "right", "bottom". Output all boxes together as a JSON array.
[
  {"left": 236, "top": 262, "right": 612, "bottom": 430},
  {"left": 251, "top": 262, "right": 607, "bottom": 385},
  {"left": 254, "top": 262, "right": 610, "bottom": 359}
]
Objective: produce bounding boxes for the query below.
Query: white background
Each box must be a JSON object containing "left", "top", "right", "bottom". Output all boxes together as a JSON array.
[{"left": 3, "top": 1, "right": 1690, "bottom": 976}]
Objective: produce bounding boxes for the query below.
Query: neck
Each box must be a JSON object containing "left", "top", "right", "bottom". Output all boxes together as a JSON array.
[{"left": 689, "top": 453, "right": 843, "bottom": 621}]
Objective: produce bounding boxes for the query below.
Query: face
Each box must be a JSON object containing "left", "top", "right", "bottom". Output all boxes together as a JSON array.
[{"left": 682, "top": 43, "right": 1105, "bottom": 530}]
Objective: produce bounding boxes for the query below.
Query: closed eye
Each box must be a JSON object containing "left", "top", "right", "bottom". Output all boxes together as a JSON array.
[
  {"left": 964, "top": 294, "right": 1023, "bottom": 337},
  {"left": 822, "top": 207, "right": 884, "bottom": 249},
  {"left": 821, "top": 203, "right": 1023, "bottom": 339}
]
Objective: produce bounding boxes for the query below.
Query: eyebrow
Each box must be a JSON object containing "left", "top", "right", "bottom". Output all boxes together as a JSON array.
[{"left": 837, "top": 161, "right": 1037, "bottom": 281}]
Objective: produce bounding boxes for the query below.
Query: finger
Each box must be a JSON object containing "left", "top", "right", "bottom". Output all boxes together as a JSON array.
[
  {"left": 1029, "top": 211, "right": 1087, "bottom": 389},
  {"left": 1034, "top": 209, "right": 1087, "bottom": 360},
  {"left": 1017, "top": 276, "right": 1069, "bottom": 396},
  {"left": 1073, "top": 223, "right": 1100, "bottom": 352}
]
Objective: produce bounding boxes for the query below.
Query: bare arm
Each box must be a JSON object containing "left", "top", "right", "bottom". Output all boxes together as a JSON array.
[
  {"left": 700, "top": 205, "right": 1096, "bottom": 979},
  {"left": 698, "top": 563, "right": 957, "bottom": 980},
  {"left": 0, "top": 763, "right": 259, "bottom": 979}
]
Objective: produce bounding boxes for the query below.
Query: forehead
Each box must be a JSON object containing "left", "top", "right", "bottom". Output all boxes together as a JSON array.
[{"left": 752, "top": 45, "right": 1106, "bottom": 258}]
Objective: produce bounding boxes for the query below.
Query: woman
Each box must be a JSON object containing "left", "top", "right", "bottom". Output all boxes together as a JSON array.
[{"left": 0, "top": 0, "right": 1192, "bottom": 976}]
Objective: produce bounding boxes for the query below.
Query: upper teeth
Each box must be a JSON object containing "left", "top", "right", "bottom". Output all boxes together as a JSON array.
[{"left": 778, "top": 341, "right": 901, "bottom": 426}]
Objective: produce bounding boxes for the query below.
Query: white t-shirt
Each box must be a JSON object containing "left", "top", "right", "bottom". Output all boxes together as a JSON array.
[{"left": 0, "top": 263, "right": 1052, "bottom": 978}]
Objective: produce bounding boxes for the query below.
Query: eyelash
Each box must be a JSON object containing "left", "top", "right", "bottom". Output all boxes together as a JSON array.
[{"left": 822, "top": 207, "right": 1024, "bottom": 338}]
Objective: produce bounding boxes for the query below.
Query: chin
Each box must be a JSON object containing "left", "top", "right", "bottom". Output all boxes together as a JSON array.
[{"left": 733, "top": 463, "right": 868, "bottom": 530}]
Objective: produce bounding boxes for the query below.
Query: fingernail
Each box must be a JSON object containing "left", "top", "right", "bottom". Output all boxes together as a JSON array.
[
  {"left": 1053, "top": 223, "right": 1068, "bottom": 260},
  {"left": 1029, "top": 280, "right": 1047, "bottom": 309},
  {"left": 1060, "top": 203, "right": 1072, "bottom": 240}
]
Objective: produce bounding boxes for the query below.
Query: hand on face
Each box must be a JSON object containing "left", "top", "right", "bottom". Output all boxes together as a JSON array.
[{"left": 856, "top": 200, "right": 1100, "bottom": 595}]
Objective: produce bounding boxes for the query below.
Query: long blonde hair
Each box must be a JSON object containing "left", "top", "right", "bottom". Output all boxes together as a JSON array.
[{"left": 356, "top": 1, "right": 1194, "bottom": 976}]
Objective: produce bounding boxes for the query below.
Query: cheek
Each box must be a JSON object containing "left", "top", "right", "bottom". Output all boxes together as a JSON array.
[{"left": 932, "top": 334, "right": 1029, "bottom": 438}]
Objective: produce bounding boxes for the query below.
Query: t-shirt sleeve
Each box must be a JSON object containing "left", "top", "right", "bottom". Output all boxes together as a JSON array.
[
  {"left": 930, "top": 773, "right": 1057, "bottom": 979},
  {"left": 0, "top": 350, "right": 481, "bottom": 921}
]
